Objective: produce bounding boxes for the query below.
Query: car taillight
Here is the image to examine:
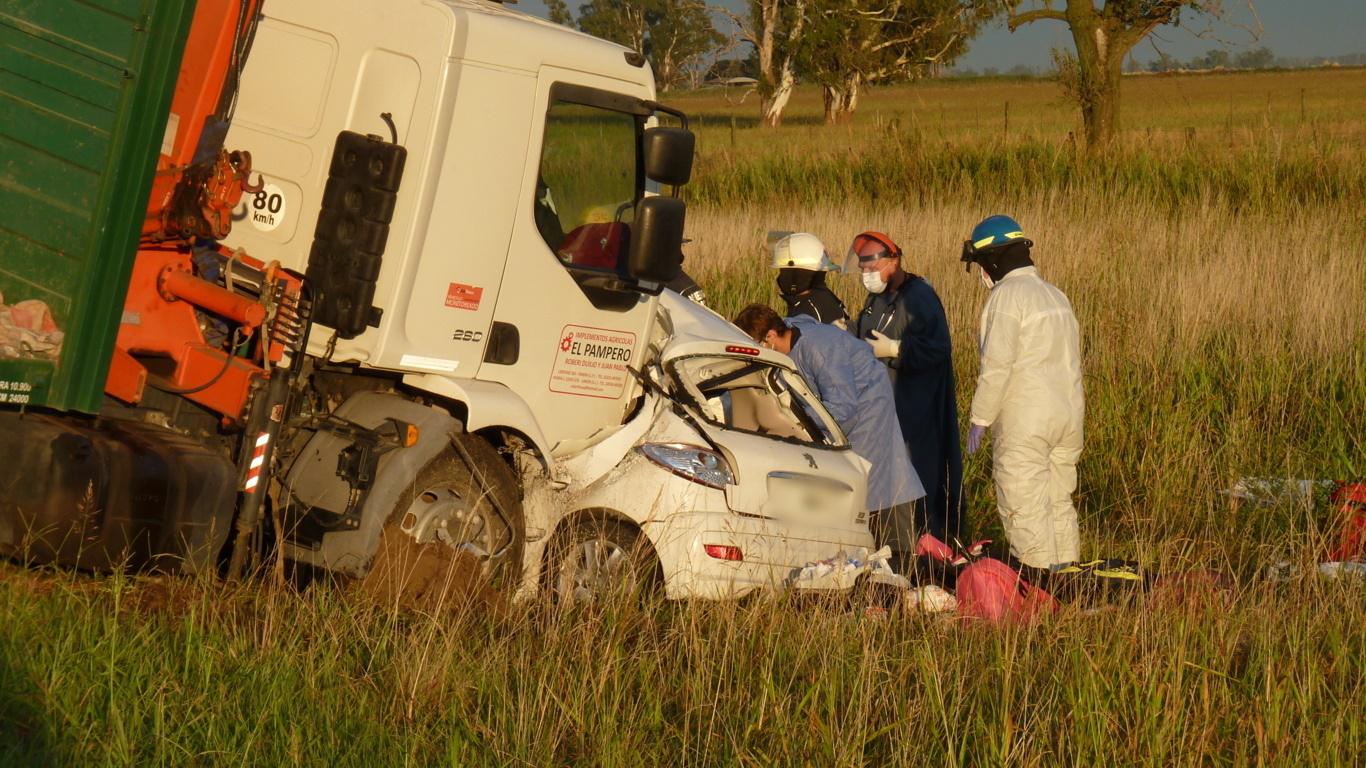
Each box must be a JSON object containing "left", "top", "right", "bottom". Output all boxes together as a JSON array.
[
  {"left": 725, "top": 345, "right": 760, "bottom": 356},
  {"left": 704, "top": 544, "right": 743, "bottom": 561}
]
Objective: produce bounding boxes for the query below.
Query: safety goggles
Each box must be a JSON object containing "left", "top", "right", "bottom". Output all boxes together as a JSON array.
[
  {"left": 960, "top": 236, "right": 1032, "bottom": 269},
  {"left": 959, "top": 239, "right": 981, "bottom": 267},
  {"left": 855, "top": 249, "right": 895, "bottom": 263}
]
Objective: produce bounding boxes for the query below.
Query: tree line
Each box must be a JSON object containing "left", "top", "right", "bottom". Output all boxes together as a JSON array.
[
  {"left": 1133, "top": 46, "right": 1366, "bottom": 73},
  {"left": 547, "top": 0, "right": 994, "bottom": 125},
  {"left": 546, "top": 1, "right": 1264, "bottom": 150}
]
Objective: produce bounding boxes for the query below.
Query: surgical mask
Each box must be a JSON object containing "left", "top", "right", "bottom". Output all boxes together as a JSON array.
[
  {"left": 979, "top": 268, "right": 995, "bottom": 290},
  {"left": 861, "top": 270, "right": 887, "bottom": 294}
]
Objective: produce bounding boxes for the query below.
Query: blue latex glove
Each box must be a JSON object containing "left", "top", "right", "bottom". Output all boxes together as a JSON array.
[{"left": 967, "top": 424, "right": 987, "bottom": 455}]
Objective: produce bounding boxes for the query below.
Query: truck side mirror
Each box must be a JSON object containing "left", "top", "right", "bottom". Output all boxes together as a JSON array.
[
  {"left": 628, "top": 196, "right": 684, "bottom": 286},
  {"left": 643, "top": 127, "right": 694, "bottom": 187}
]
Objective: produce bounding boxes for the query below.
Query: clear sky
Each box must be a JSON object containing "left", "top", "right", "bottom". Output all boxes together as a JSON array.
[{"left": 516, "top": 0, "right": 1366, "bottom": 71}]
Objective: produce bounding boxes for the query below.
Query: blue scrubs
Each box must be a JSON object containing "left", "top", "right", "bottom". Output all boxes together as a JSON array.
[{"left": 785, "top": 314, "right": 925, "bottom": 512}]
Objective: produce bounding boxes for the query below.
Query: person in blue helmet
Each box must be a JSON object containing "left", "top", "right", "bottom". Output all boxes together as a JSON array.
[
  {"left": 735, "top": 303, "right": 925, "bottom": 571},
  {"left": 846, "top": 231, "right": 964, "bottom": 547},
  {"left": 960, "top": 215, "right": 1084, "bottom": 570}
]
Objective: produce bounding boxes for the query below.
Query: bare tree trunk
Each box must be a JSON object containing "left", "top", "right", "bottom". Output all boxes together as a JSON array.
[
  {"left": 753, "top": 0, "right": 778, "bottom": 125},
  {"left": 1068, "top": 13, "right": 1127, "bottom": 150},
  {"left": 757, "top": 0, "right": 804, "bottom": 128},
  {"left": 657, "top": 43, "right": 677, "bottom": 92},
  {"left": 764, "top": 60, "right": 795, "bottom": 127},
  {"left": 1084, "top": 51, "right": 1124, "bottom": 148},
  {"left": 837, "top": 72, "right": 861, "bottom": 123},
  {"left": 822, "top": 85, "right": 841, "bottom": 125}
]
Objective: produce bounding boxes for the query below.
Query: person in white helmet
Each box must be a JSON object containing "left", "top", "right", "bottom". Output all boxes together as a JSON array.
[
  {"left": 769, "top": 231, "right": 848, "bottom": 328},
  {"left": 960, "top": 215, "right": 1084, "bottom": 570}
]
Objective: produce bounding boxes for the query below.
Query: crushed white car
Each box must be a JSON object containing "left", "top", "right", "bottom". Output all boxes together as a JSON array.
[{"left": 519, "top": 291, "right": 876, "bottom": 601}]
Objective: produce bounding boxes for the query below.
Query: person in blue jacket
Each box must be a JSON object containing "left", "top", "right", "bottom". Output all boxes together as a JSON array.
[
  {"left": 847, "top": 230, "right": 964, "bottom": 546},
  {"left": 735, "top": 303, "right": 926, "bottom": 570}
]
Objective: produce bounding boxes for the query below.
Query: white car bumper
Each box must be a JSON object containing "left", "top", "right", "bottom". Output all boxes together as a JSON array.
[{"left": 643, "top": 509, "right": 874, "bottom": 600}]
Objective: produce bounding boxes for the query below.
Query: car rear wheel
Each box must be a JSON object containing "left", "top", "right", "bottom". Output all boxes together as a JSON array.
[{"left": 545, "top": 515, "right": 661, "bottom": 605}]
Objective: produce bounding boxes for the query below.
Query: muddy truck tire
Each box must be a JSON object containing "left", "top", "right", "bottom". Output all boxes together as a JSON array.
[{"left": 357, "top": 434, "right": 523, "bottom": 614}]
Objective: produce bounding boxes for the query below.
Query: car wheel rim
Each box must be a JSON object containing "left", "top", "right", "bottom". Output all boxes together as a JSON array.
[{"left": 563, "top": 536, "right": 634, "bottom": 601}]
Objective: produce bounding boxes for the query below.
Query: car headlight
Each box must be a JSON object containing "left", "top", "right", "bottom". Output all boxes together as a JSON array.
[{"left": 637, "top": 443, "right": 734, "bottom": 489}]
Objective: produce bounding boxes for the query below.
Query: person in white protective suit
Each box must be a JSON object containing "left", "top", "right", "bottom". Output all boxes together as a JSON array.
[{"left": 960, "top": 215, "right": 1085, "bottom": 570}]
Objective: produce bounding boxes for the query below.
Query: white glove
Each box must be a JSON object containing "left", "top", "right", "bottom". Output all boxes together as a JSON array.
[{"left": 867, "top": 330, "right": 899, "bottom": 360}]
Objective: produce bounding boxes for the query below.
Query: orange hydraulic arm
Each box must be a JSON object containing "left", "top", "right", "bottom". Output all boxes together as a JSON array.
[
  {"left": 106, "top": 0, "right": 306, "bottom": 423},
  {"left": 143, "top": 0, "right": 263, "bottom": 242}
]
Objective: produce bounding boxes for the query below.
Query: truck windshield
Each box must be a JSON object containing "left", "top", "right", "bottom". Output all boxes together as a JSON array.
[
  {"left": 667, "top": 356, "right": 847, "bottom": 449},
  {"left": 534, "top": 100, "right": 640, "bottom": 274}
]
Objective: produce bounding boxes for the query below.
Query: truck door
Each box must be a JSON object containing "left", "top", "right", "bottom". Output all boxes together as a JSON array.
[{"left": 478, "top": 70, "right": 659, "bottom": 453}]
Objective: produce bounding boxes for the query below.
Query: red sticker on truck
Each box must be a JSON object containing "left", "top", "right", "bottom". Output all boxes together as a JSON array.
[
  {"left": 549, "top": 325, "right": 637, "bottom": 399},
  {"left": 445, "top": 283, "right": 483, "bottom": 310}
]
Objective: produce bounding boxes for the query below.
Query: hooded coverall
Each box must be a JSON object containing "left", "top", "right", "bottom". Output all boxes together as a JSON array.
[
  {"left": 969, "top": 266, "right": 1084, "bottom": 569},
  {"left": 785, "top": 315, "right": 925, "bottom": 551},
  {"left": 851, "top": 276, "right": 963, "bottom": 544}
]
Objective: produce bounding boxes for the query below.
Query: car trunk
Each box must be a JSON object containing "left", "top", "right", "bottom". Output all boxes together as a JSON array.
[{"left": 665, "top": 352, "right": 867, "bottom": 528}]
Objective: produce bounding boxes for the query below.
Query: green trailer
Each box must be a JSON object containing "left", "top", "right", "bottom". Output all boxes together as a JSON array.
[{"left": 0, "top": 0, "right": 194, "bottom": 413}]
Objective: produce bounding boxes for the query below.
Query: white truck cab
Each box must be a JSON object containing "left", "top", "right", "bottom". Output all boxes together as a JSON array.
[
  {"left": 224, "top": 0, "right": 673, "bottom": 459},
  {"left": 215, "top": 0, "right": 872, "bottom": 600}
]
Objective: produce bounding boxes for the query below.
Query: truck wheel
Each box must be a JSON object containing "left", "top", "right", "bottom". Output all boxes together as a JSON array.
[
  {"left": 358, "top": 434, "right": 523, "bottom": 613},
  {"left": 545, "top": 515, "right": 661, "bottom": 605}
]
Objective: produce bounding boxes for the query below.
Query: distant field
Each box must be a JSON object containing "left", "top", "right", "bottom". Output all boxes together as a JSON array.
[
  {"left": 666, "top": 68, "right": 1366, "bottom": 211},
  {"left": 1, "top": 70, "right": 1362, "bottom": 766},
  {"left": 673, "top": 67, "right": 1366, "bottom": 142}
]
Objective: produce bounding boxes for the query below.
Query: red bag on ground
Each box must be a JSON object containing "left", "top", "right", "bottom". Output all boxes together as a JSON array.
[
  {"left": 915, "top": 533, "right": 1058, "bottom": 622},
  {"left": 956, "top": 557, "right": 1058, "bottom": 622},
  {"left": 1327, "top": 482, "right": 1366, "bottom": 562}
]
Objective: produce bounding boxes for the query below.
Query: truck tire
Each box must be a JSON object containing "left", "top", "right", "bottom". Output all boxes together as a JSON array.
[
  {"left": 357, "top": 434, "right": 523, "bottom": 613},
  {"left": 544, "top": 514, "right": 662, "bottom": 605}
]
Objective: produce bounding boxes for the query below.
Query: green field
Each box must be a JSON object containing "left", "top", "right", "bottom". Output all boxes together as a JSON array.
[
  {"left": 676, "top": 67, "right": 1366, "bottom": 211},
  {"left": 2, "top": 69, "right": 1363, "bottom": 765}
]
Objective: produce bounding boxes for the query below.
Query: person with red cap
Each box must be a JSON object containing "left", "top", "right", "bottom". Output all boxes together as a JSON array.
[{"left": 847, "top": 230, "right": 964, "bottom": 546}]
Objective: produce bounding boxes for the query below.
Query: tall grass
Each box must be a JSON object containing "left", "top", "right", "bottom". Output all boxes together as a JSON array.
[
  {"left": 687, "top": 135, "right": 1364, "bottom": 212},
  {"left": 0, "top": 70, "right": 1362, "bottom": 765},
  {"left": 1, "top": 566, "right": 1363, "bottom": 766}
]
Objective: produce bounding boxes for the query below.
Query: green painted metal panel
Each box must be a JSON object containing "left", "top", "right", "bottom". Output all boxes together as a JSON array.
[{"left": 0, "top": 0, "right": 196, "bottom": 413}]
